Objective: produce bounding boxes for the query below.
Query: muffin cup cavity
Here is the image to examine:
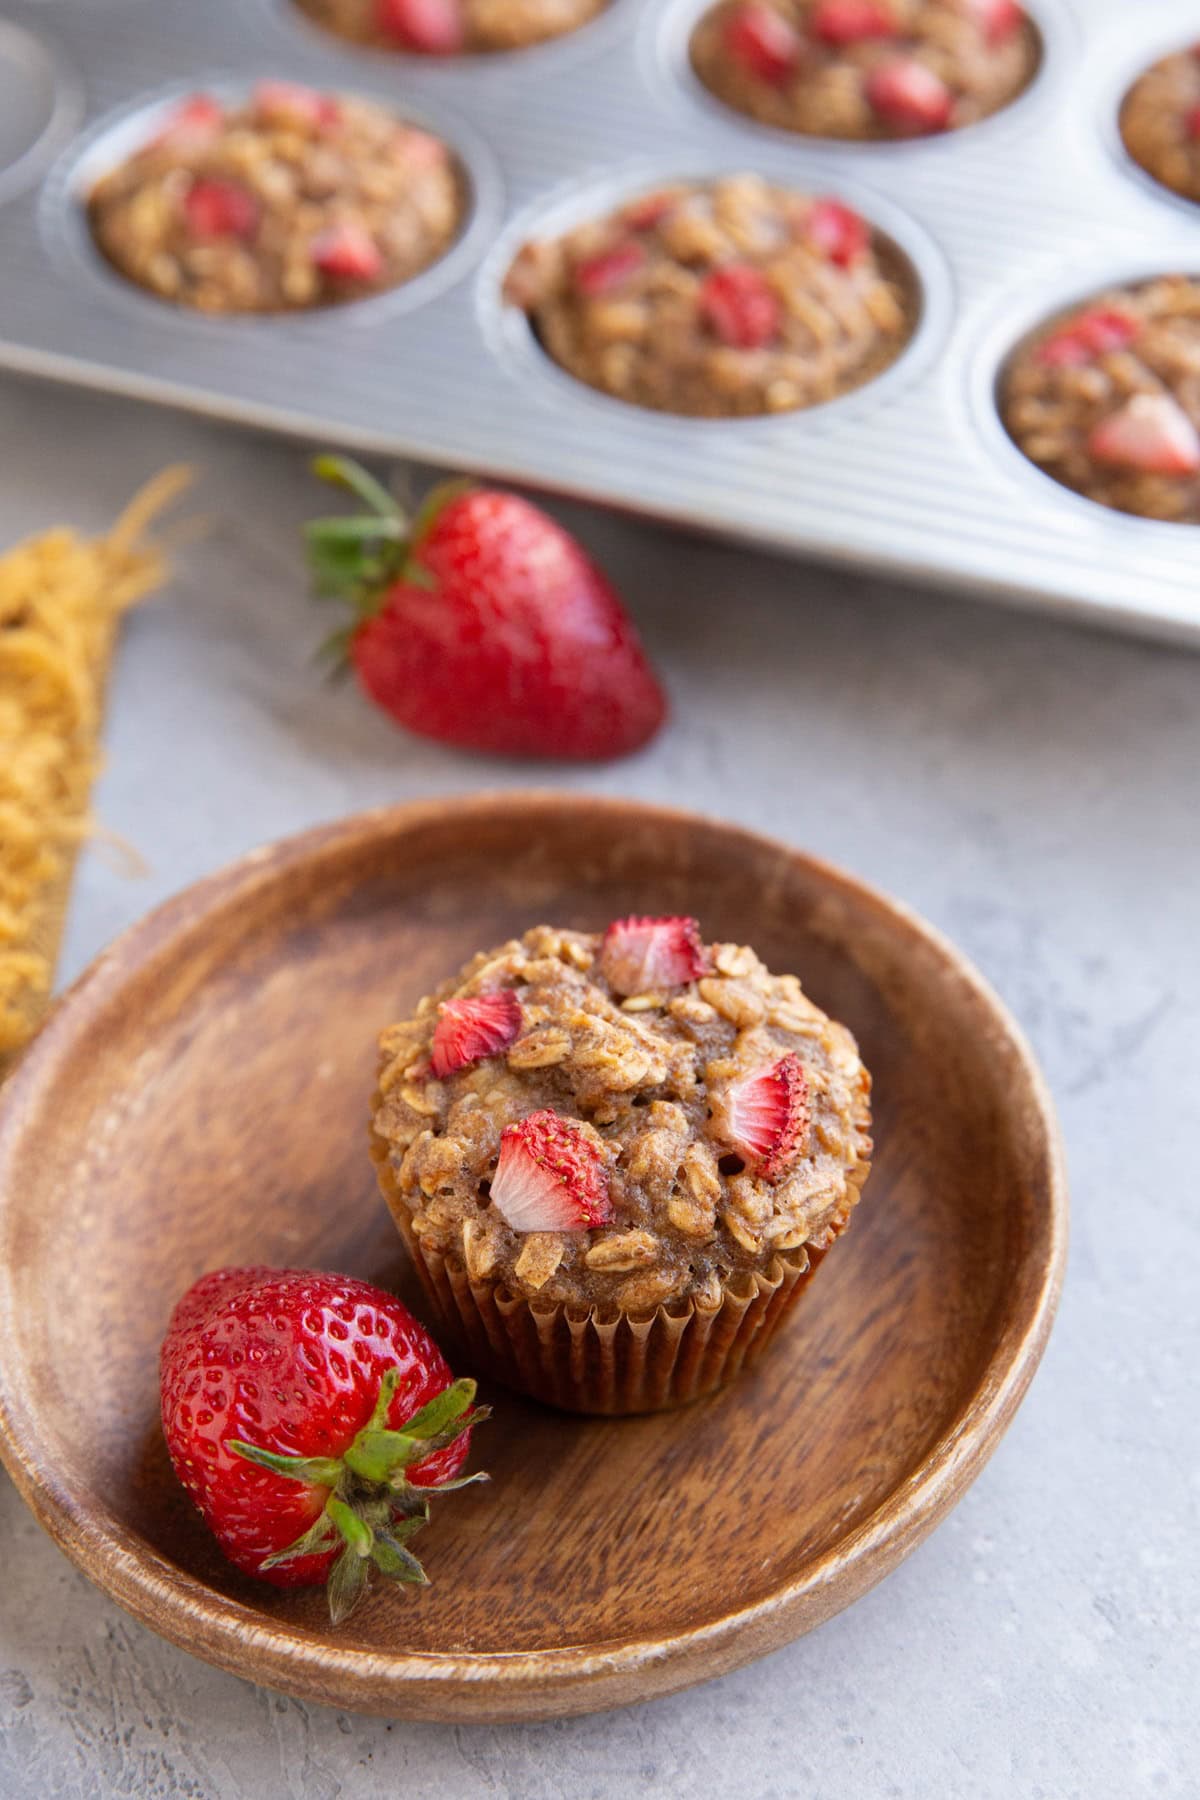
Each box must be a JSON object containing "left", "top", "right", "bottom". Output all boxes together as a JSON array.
[
  {"left": 978, "top": 262, "right": 1200, "bottom": 529},
  {"left": 42, "top": 77, "right": 503, "bottom": 327},
  {"left": 492, "top": 166, "right": 936, "bottom": 423},
  {"left": 0, "top": 22, "right": 82, "bottom": 207}
]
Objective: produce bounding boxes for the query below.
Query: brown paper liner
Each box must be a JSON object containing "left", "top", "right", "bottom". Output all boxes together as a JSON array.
[{"left": 376, "top": 1148, "right": 865, "bottom": 1414}]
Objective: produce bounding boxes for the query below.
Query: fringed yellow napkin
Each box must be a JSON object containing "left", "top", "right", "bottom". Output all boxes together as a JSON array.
[{"left": 0, "top": 467, "right": 192, "bottom": 1076}]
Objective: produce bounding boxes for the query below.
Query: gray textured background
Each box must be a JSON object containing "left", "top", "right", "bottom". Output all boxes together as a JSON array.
[{"left": 0, "top": 376, "right": 1196, "bottom": 1799}]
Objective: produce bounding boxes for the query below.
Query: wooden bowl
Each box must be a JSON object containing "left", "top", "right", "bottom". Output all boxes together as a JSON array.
[{"left": 0, "top": 796, "right": 1066, "bottom": 1723}]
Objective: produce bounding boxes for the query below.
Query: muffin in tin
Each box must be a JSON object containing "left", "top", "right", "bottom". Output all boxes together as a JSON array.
[
  {"left": 690, "top": 0, "right": 1038, "bottom": 141},
  {"left": 503, "top": 174, "right": 917, "bottom": 417},
  {"left": 293, "top": 0, "right": 606, "bottom": 55},
  {"left": 1120, "top": 47, "right": 1200, "bottom": 208},
  {"left": 88, "top": 84, "right": 463, "bottom": 314},
  {"left": 370, "top": 919, "right": 873, "bottom": 1414},
  {"left": 1001, "top": 277, "right": 1200, "bottom": 524}
]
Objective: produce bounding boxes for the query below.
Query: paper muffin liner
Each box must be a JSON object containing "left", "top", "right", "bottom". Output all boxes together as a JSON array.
[{"left": 376, "top": 1151, "right": 866, "bottom": 1415}]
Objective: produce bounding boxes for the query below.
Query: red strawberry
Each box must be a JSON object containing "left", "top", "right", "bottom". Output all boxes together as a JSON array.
[
  {"left": 600, "top": 914, "right": 707, "bottom": 996},
  {"left": 573, "top": 241, "right": 647, "bottom": 297},
  {"left": 1186, "top": 103, "right": 1200, "bottom": 141},
  {"left": 717, "top": 1052, "right": 811, "bottom": 1180},
  {"left": 490, "top": 1110, "right": 612, "bottom": 1232},
  {"left": 806, "top": 198, "right": 869, "bottom": 268},
  {"left": 699, "top": 263, "right": 781, "bottom": 349},
  {"left": 430, "top": 991, "right": 522, "bottom": 1078},
  {"left": 811, "top": 0, "right": 896, "bottom": 48},
  {"left": 622, "top": 190, "right": 679, "bottom": 232},
  {"left": 1035, "top": 306, "right": 1140, "bottom": 368},
  {"left": 153, "top": 93, "right": 223, "bottom": 150},
  {"left": 305, "top": 456, "right": 666, "bottom": 759},
  {"left": 252, "top": 80, "right": 341, "bottom": 130},
  {"left": 310, "top": 222, "right": 385, "bottom": 282},
  {"left": 376, "top": 0, "right": 466, "bottom": 53},
  {"left": 1088, "top": 393, "right": 1200, "bottom": 475},
  {"left": 183, "top": 177, "right": 260, "bottom": 241},
  {"left": 393, "top": 125, "right": 449, "bottom": 168},
  {"left": 722, "top": 2, "right": 803, "bottom": 84},
  {"left": 865, "top": 57, "right": 953, "bottom": 133},
  {"left": 160, "top": 1267, "right": 486, "bottom": 1622},
  {"left": 963, "top": 0, "right": 1023, "bottom": 45}
]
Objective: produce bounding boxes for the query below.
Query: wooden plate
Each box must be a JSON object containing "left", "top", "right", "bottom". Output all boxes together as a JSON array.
[{"left": 0, "top": 796, "right": 1066, "bottom": 1723}]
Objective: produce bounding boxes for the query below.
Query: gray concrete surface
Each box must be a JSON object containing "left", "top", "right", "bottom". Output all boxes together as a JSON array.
[{"left": 0, "top": 374, "right": 1196, "bottom": 1800}]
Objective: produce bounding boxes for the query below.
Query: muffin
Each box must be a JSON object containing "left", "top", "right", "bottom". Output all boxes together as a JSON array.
[
  {"left": 1120, "top": 47, "right": 1200, "bottom": 207},
  {"left": 370, "top": 918, "right": 873, "bottom": 1414},
  {"left": 293, "top": 0, "right": 606, "bottom": 54},
  {"left": 690, "top": 0, "right": 1038, "bottom": 140},
  {"left": 1001, "top": 277, "right": 1200, "bottom": 523},
  {"left": 88, "top": 84, "right": 463, "bottom": 314},
  {"left": 503, "top": 175, "right": 916, "bottom": 418}
]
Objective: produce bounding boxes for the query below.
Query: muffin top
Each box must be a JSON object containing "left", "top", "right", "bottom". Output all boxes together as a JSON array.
[
  {"left": 88, "top": 83, "right": 462, "bottom": 314},
  {"left": 371, "top": 920, "right": 872, "bottom": 1319},
  {"left": 690, "top": 0, "right": 1037, "bottom": 141},
  {"left": 1001, "top": 277, "right": 1200, "bottom": 524},
  {"left": 1120, "top": 47, "right": 1200, "bottom": 207},
  {"left": 293, "top": 0, "right": 607, "bottom": 55},
  {"left": 503, "top": 175, "right": 915, "bottom": 418}
]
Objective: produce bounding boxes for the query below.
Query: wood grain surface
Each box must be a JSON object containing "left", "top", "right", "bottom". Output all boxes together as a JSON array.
[{"left": 0, "top": 795, "right": 1067, "bottom": 1722}]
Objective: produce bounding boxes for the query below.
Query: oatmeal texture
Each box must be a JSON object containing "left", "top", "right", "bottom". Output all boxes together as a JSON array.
[
  {"left": 503, "top": 175, "right": 916, "bottom": 418},
  {"left": 370, "top": 924, "right": 872, "bottom": 1321},
  {"left": 293, "top": 0, "right": 606, "bottom": 54},
  {"left": 1002, "top": 277, "right": 1200, "bottom": 523},
  {"left": 1120, "top": 48, "right": 1200, "bottom": 206},
  {"left": 88, "top": 86, "right": 463, "bottom": 315},
  {"left": 690, "top": 0, "right": 1038, "bottom": 141}
]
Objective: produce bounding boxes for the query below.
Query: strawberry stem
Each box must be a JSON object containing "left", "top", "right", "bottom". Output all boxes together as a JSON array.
[
  {"left": 224, "top": 1372, "right": 488, "bottom": 1623},
  {"left": 311, "top": 454, "right": 398, "bottom": 519}
]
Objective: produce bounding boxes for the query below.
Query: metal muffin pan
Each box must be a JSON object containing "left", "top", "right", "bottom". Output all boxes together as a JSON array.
[{"left": 0, "top": 0, "right": 1198, "bottom": 644}]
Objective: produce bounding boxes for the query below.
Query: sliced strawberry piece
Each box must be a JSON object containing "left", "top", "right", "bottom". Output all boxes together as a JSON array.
[
  {"left": 376, "top": 0, "right": 466, "bottom": 53},
  {"left": 252, "top": 80, "right": 341, "bottom": 130},
  {"left": 600, "top": 915, "right": 707, "bottom": 996},
  {"left": 153, "top": 94, "right": 223, "bottom": 150},
  {"left": 963, "top": 0, "right": 1023, "bottom": 45},
  {"left": 430, "top": 992, "right": 522, "bottom": 1079},
  {"left": 310, "top": 222, "right": 385, "bottom": 282},
  {"left": 490, "top": 1110, "right": 611, "bottom": 1232},
  {"left": 622, "top": 191, "right": 679, "bottom": 232},
  {"left": 811, "top": 0, "right": 896, "bottom": 48},
  {"left": 718, "top": 1053, "right": 811, "bottom": 1181},
  {"left": 1035, "top": 306, "right": 1140, "bottom": 369},
  {"left": 698, "top": 263, "right": 781, "bottom": 349},
  {"left": 183, "top": 178, "right": 260, "bottom": 242},
  {"left": 393, "top": 126, "right": 449, "bottom": 169},
  {"left": 722, "top": 2, "right": 803, "bottom": 84},
  {"left": 865, "top": 57, "right": 953, "bottom": 133},
  {"left": 574, "top": 241, "right": 647, "bottom": 298},
  {"left": 1088, "top": 393, "right": 1200, "bottom": 476},
  {"left": 806, "top": 198, "right": 869, "bottom": 268}
]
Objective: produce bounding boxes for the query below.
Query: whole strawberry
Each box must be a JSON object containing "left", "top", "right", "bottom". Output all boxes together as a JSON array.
[
  {"left": 306, "top": 456, "right": 666, "bottom": 760},
  {"left": 160, "top": 1266, "right": 487, "bottom": 1622}
]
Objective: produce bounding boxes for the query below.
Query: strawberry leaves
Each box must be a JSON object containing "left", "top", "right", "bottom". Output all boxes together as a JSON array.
[{"left": 225, "top": 1370, "right": 488, "bottom": 1622}]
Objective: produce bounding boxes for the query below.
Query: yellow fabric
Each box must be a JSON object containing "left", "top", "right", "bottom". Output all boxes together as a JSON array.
[{"left": 0, "top": 468, "right": 191, "bottom": 1066}]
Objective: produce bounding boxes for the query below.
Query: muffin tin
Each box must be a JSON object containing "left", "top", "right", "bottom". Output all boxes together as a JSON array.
[{"left": 0, "top": 0, "right": 1198, "bottom": 643}]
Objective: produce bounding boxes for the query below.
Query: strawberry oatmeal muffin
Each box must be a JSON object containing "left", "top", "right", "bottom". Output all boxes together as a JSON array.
[
  {"left": 370, "top": 918, "right": 873, "bottom": 1414},
  {"left": 293, "top": 0, "right": 606, "bottom": 55},
  {"left": 690, "top": 0, "right": 1038, "bottom": 140},
  {"left": 87, "top": 84, "right": 463, "bottom": 314},
  {"left": 1001, "top": 278, "right": 1200, "bottom": 523},
  {"left": 1120, "top": 47, "right": 1200, "bottom": 207},
  {"left": 503, "top": 175, "right": 916, "bottom": 418}
]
